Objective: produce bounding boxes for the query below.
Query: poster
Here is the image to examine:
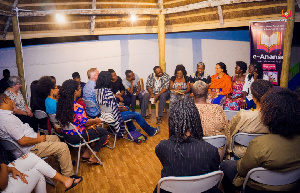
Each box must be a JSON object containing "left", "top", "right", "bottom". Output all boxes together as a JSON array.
[{"left": 249, "top": 20, "right": 287, "bottom": 85}]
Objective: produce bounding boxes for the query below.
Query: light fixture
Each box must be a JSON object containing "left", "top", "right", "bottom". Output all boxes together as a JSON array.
[
  {"left": 130, "top": 14, "right": 137, "bottom": 22},
  {"left": 55, "top": 13, "right": 65, "bottom": 23}
]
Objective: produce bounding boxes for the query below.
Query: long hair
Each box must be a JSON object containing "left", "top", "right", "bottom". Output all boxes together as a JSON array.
[
  {"left": 95, "top": 71, "right": 112, "bottom": 89},
  {"left": 56, "top": 79, "right": 79, "bottom": 127},
  {"left": 250, "top": 79, "right": 274, "bottom": 103},
  {"left": 217, "top": 62, "right": 228, "bottom": 75},
  {"left": 169, "top": 99, "right": 203, "bottom": 142},
  {"left": 261, "top": 88, "right": 300, "bottom": 138}
]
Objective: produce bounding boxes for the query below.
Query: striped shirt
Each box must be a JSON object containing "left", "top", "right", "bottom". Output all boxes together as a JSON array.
[{"left": 146, "top": 72, "right": 170, "bottom": 94}]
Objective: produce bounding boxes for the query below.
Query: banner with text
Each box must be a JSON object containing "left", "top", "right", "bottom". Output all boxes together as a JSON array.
[{"left": 249, "top": 20, "right": 286, "bottom": 85}]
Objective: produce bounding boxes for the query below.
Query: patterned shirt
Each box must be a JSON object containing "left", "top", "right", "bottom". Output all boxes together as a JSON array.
[
  {"left": 83, "top": 80, "right": 100, "bottom": 117},
  {"left": 4, "top": 90, "right": 26, "bottom": 112},
  {"left": 189, "top": 71, "right": 211, "bottom": 84},
  {"left": 146, "top": 72, "right": 170, "bottom": 94},
  {"left": 63, "top": 102, "right": 88, "bottom": 135}
]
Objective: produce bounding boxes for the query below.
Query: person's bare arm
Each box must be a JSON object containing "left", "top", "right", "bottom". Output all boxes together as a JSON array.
[
  {"left": 17, "top": 135, "right": 46, "bottom": 146},
  {"left": 137, "top": 81, "right": 141, "bottom": 95},
  {"left": 147, "top": 87, "right": 154, "bottom": 98},
  {"left": 0, "top": 164, "right": 9, "bottom": 190},
  {"left": 85, "top": 118, "right": 101, "bottom": 127},
  {"left": 240, "top": 91, "right": 247, "bottom": 109},
  {"left": 154, "top": 88, "right": 167, "bottom": 101},
  {"left": 127, "top": 81, "right": 134, "bottom": 94},
  {"left": 184, "top": 82, "right": 191, "bottom": 94},
  {"left": 169, "top": 81, "right": 174, "bottom": 91},
  {"left": 12, "top": 101, "right": 27, "bottom": 116}
]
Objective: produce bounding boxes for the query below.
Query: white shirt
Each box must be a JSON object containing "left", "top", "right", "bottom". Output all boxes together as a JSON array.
[
  {"left": 242, "top": 74, "right": 269, "bottom": 100},
  {"left": 0, "top": 109, "right": 36, "bottom": 158}
]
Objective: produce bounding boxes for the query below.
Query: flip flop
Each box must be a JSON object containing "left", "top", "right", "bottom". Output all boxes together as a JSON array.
[
  {"left": 65, "top": 175, "right": 83, "bottom": 192},
  {"left": 87, "top": 160, "right": 101, "bottom": 165},
  {"left": 81, "top": 157, "right": 89, "bottom": 162}
]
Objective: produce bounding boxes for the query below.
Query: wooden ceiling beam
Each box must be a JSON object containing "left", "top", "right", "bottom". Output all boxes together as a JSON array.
[
  {"left": 17, "top": 8, "right": 161, "bottom": 17},
  {"left": 162, "top": 0, "right": 266, "bottom": 14},
  {"left": 90, "top": 0, "right": 96, "bottom": 34},
  {"left": 0, "top": 10, "right": 13, "bottom": 16},
  {"left": 0, "top": 0, "right": 12, "bottom": 7}
]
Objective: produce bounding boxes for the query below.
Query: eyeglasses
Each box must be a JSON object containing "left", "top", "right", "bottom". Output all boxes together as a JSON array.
[{"left": 16, "top": 83, "right": 22, "bottom": 86}]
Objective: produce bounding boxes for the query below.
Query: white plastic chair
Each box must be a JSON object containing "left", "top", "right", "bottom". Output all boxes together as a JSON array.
[
  {"left": 0, "top": 137, "right": 55, "bottom": 187},
  {"left": 33, "top": 110, "right": 49, "bottom": 134},
  {"left": 224, "top": 110, "right": 238, "bottom": 121},
  {"left": 157, "top": 171, "right": 224, "bottom": 193},
  {"left": 203, "top": 135, "right": 227, "bottom": 158},
  {"left": 62, "top": 123, "right": 103, "bottom": 174},
  {"left": 231, "top": 133, "right": 264, "bottom": 153},
  {"left": 242, "top": 167, "right": 300, "bottom": 193}
]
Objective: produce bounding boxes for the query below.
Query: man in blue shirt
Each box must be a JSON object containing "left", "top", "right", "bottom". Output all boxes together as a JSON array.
[{"left": 83, "top": 68, "right": 100, "bottom": 118}]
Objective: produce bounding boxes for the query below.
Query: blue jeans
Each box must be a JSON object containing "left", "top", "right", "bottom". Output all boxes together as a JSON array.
[
  {"left": 121, "top": 111, "right": 156, "bottom": 136},
  {"left": 123, "top": 93, "right": 143, "bottom": 112},
  {"left": 245, "top": 98, "right": 256, "bottom": 110}
]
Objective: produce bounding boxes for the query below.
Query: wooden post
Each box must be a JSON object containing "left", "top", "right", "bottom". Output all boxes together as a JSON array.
[
  {"left": 158, "top": 14, "right": 166, "bottom": 72},
  {"left": 12, "top": 15, "right": 27, "bottom": 102},
  {"left": 280, "top": 0, "right": 295, "bottom": 87}
]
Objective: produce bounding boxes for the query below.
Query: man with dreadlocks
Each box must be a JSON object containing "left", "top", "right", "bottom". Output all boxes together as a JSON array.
[{"left": 154, "top": 99, "right": 221, "bottom": 193}]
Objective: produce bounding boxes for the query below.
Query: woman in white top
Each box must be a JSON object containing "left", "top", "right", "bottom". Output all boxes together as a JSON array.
[
  {"left": 240, "top": 63, "right": 269, "bottom": 110},
  {"left": 0, "top": 152, "right": 82, "bottom": 193}
]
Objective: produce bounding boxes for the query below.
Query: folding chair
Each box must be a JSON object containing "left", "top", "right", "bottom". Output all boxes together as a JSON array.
[
  {"left": 0, "top": 137, "right": 55, "bottom": 187},
  {"left": 33, "top": 110, "right": 50, "bottom": 134},
  {"left": 203, "top": 135, "right": 227, "bottom": 158},
  {"left": 82, "top": 99, "right": 101, "bottom": 117},
  {"left": 224, "top": 110, "right": 238, "bottom": 121},
  {"left": 242, "top": 167, "right": 300, "bottom": 193},
  {"left": 230, "top": 133, "right": 264, "bottom": 159},
  {"left": 62, "top": 123, "right": 103, "bottom": 175},
  {"left": 48, "top": 114, "right": 63, "bottom": 139},
  {"left": 157, "top": 171, "right": 224, "bottom": 193},
  {"left": 98, "top": 104, "right": 133, "bottom": 150}
]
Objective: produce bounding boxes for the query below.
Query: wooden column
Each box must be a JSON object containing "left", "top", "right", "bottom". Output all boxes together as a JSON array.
[
  {"left": 280, "top": 0, "right": 295, "bottom": 87},
  {"left": 158, "top": 14, "right": 166, "bottom": 72},
  {"left": 12, "top": 15, "right": 27, "bottom": 102}
]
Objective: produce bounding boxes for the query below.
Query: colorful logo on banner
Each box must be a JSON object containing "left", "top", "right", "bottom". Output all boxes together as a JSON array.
[
  {"left": 281, "top": 9, "right": 292, "bottom": 19},
  {"left": 257, "top": 32, "right": 282, "bottom": 53}
]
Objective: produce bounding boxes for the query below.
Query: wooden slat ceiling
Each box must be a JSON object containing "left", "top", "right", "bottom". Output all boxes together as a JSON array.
[{"left": 0, "top": 0, "right": 292, "bottom": 40}]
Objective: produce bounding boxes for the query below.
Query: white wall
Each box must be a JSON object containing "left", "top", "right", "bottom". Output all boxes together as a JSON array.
[{"left": 201, "top": 39, "right": 250, "bottom": 76}]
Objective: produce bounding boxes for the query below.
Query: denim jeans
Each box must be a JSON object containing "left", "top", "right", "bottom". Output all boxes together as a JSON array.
[
  {"left": 121, "top": 111, "right": 156, "bottom": 136},
  {"left": 123, "top": 93, "right": 143, "bottom": 112}
]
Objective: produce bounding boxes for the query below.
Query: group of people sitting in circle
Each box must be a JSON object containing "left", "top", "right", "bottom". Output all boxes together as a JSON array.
[{"left": 0, "top": 60, "right": 299, "bottom": 193}]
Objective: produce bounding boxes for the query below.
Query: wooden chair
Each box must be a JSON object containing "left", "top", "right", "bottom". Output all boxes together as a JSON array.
[{"left": 157, "top": 171, "right": 224, "bottom": 193}]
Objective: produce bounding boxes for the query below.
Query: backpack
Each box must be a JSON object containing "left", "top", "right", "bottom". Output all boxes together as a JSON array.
[{"left": 128, "top": 131, "right": 147, "bottom": 144}]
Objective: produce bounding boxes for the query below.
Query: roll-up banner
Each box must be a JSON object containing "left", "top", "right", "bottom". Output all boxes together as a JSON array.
[{"left": 249, "top": 20, "right": 287, "bottom": 85}]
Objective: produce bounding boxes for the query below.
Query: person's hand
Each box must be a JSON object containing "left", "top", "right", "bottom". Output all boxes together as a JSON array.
[
  {"left": 94, "top": 118, "right": 102, "bottom": 125},
  {"left": 240, "top": 101, "right": 247, "bottom": 109},
  {"left": 253, "top": 72, "right": 258, "bottom": 80},
  {"left": 38, "top": 134, "right": 46, "bottom": 142},
  {"left": 8, "top": 167, "right": 28, "bottom": 184},
  {"left": 189, "top": 93, "right": 194, "bottom": 98},
  {"left": 154, "top": 95, "right": 159, "bottom": 102},
  {"left": 118, "top": 95, "right": 124, "bottom": 102},
  {"left": 150, "top": 94, "right": 155, "bottom": 99},
  {"left": 27, "top": 111, "right": 33, "bottom": 117}
]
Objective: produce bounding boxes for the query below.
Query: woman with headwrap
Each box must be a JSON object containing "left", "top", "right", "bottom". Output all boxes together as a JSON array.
[{"left": 154, "top": 99, "right": 221, "bottom": 193}]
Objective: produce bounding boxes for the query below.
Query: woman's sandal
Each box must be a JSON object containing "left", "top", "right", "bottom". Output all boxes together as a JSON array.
[
  {"left": 81, "top": 157, "right": 89, "bottom": 162},
  {"left": 65, "top": 175, "right": 83, "bottom": 192},
  {"left": 87, "top": 159, "right": 101, "bottom": 165}
]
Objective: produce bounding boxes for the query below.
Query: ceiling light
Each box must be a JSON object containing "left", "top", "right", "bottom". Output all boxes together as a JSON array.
[
  {"left": 55, "top": 14, "right": 65, "bottom": 23},
  {"left": 130, "top": 14, "right": 137, "bottom": 22}
]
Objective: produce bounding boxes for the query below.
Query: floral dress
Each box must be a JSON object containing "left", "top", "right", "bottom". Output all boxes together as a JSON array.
[
  {"left": 169, "top": 76, "right": 190, "bottom": 110},
  {"left": 224, "top": 76, "right": 245, "bottom": 111}
]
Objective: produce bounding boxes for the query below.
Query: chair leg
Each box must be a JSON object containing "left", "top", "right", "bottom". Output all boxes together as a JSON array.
[
  {"left": 45, "top": 177, "right": 55, "bottom": 187},
  {"left": 155, "top": 101, "right": 159, "bottom": 118},
  {"left": 84, "top": 142, "right": 103, "bottom": 166},
  {"left": 148, "top": 102, "right": 152, "bottom": 115},
  {"left": 106, "top": 134, "right": 117, "bottom": 149},
  {"left": 76, "top": 144, "right": 81, "bottom": 175}
]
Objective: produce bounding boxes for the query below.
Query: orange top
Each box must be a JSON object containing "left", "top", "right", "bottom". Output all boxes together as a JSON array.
[{"left": 210, "top": 74, "right": 232, "bottom": 96}]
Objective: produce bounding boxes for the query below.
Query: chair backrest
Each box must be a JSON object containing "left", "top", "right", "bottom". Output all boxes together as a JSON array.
[
  {"left": 140, "top": 78, "right": 144, "bottom": 91},
  {"left": 157, "top": 171, "right": 224, "bottom": 193},
  {"left": 83, "top": 99, "right": 101, "bottom": 113},
  {"left": 99, "top": 105, "right": 113, "bottom": 113},
  {"left": 0, "top": 137, "right": 26, "bottom": 159},
  {"left": 231, "top": 133, "right": 264, "bottom": 151},
  {"left": 242, "top": 167, "right": 300, "bottom": 192},
  {"left": 48, "top": 114, "right": 59, "bottom": 124},
  {"left": 224, "top": 110, "right": 238, "bottom": 121},
  {"left": 203, "top": 135, "right": 227, "bottom": 149},
  {"left": 34, "top": 110, "right": 48, "bottom": 119}
]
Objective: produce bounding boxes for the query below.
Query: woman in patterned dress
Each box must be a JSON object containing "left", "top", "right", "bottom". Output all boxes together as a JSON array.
[
  {"left": 56, "top": 79, "right": 108, "bottom": 164},
  {"left": 224, "top": 61, "right": 247, "bottom": 111},
  {"left": 169, "top": 64, "right": 190, "bottom": 110}
]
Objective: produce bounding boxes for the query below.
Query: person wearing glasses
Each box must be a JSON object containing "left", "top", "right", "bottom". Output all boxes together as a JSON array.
[{"left": 4, "top": 76, "right": 37, "bottom": 131}]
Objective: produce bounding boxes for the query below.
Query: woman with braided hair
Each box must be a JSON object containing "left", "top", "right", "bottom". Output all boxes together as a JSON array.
[{"left": 154, "top": 99, "right": 220, "bottom": 193}]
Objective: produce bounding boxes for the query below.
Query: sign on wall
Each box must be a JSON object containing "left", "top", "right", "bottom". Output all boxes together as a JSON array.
[{"left": 249, "top": 20, "right": 286, "bottom": 85}]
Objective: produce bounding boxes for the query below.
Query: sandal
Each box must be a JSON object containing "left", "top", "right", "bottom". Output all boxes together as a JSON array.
[
  {"left": 156, "top": 117, "right": 162, "bottom": 124},
  {"left": 87, "top": 160, "right": 101, "bottom": 165},
  {"left": 144, "top": 115, "right": 151, "bottom": 119},
  {"left": 81, "top": 157, "right": 89, "bottom": 162},
  {"left": 65, "top": 175, "right": 83, "bottom": 192}
]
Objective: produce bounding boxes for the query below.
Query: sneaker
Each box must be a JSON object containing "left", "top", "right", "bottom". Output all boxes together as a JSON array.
[{"left": 153, "top": 126, "right": 160, "bottom": 136}]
